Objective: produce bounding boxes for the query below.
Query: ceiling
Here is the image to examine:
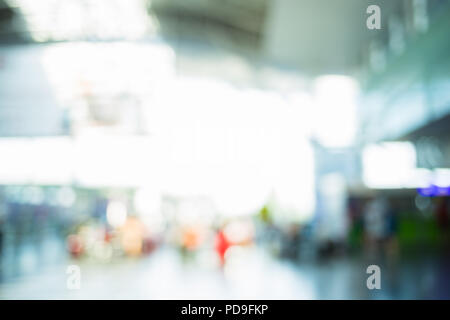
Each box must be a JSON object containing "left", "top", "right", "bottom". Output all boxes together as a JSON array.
[{"left": 0, "top": 0, "right": 390, "bottom": 75}]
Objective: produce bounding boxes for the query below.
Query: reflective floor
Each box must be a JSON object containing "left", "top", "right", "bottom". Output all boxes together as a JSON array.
[{"left": 1, "top": 242, "right": 449, "bottom": 299}]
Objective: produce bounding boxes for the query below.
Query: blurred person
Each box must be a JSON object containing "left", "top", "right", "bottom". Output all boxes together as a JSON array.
[
  {"left": 258, "top": 205, "right": 272, "bottom": 224},
  {"left": 363, "top": 195, "right": 389, "bottom": 258},
  {"left": 141, "top": 234, "right": 157, "bottom": 255},
  {"left": 66, "top": 221, "right": 94, "bottom": 259},
  {"left": 0, "top": 210, "right": 4, "bottom": 264},
  {"left": 214, "top": 219, "right": 254, "bottom": 267},
  {"left": 256, "top": 205, "right": 283, "bottom": 256},
  {"left": 67, "top": 219, "right": 115, "bottom": 260},
  {"left": 435, "top": 197, "right": 450, "bottom": 247},
  {"left": 280, "top": 223, "right": 302, "bottom": 261},
  {"left": 181, "top": 226, "right": 203, "bottom": 250},
  {"left": 384, "top": 200, "right": 399, "bottom": 262},
  {"left": 32, "top": 204, "right": 49, "bottom": 266},
  {"left": 120, "top": 215, "right": 146, "bottom": 257},
  {"left": 67, "top": 234, "right": 84, "bottom": 258},
  {"left": 363, "top": 196, "right": 399, "bottom": 262},
  {"left": 347, "top": 197, "right": 364, "bottom": 251},
  {"left": 177, "top": 224, "right": 205, "bottom": 264},
  {"left": 9, "top": 203, "right": 24, "bottom": 276},
  {"left": 214, "top": 227, "right": 231, "bottom": 267}
]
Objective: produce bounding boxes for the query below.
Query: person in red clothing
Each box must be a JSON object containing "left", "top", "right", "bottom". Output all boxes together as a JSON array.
[{"left": 214, "top": 228, "right": 231, "bottom": 267}]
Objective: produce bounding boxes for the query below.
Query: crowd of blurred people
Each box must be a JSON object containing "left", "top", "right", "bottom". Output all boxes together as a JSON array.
[{"left": 1, "top": 184, "right": 449, "bottom": 283}]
